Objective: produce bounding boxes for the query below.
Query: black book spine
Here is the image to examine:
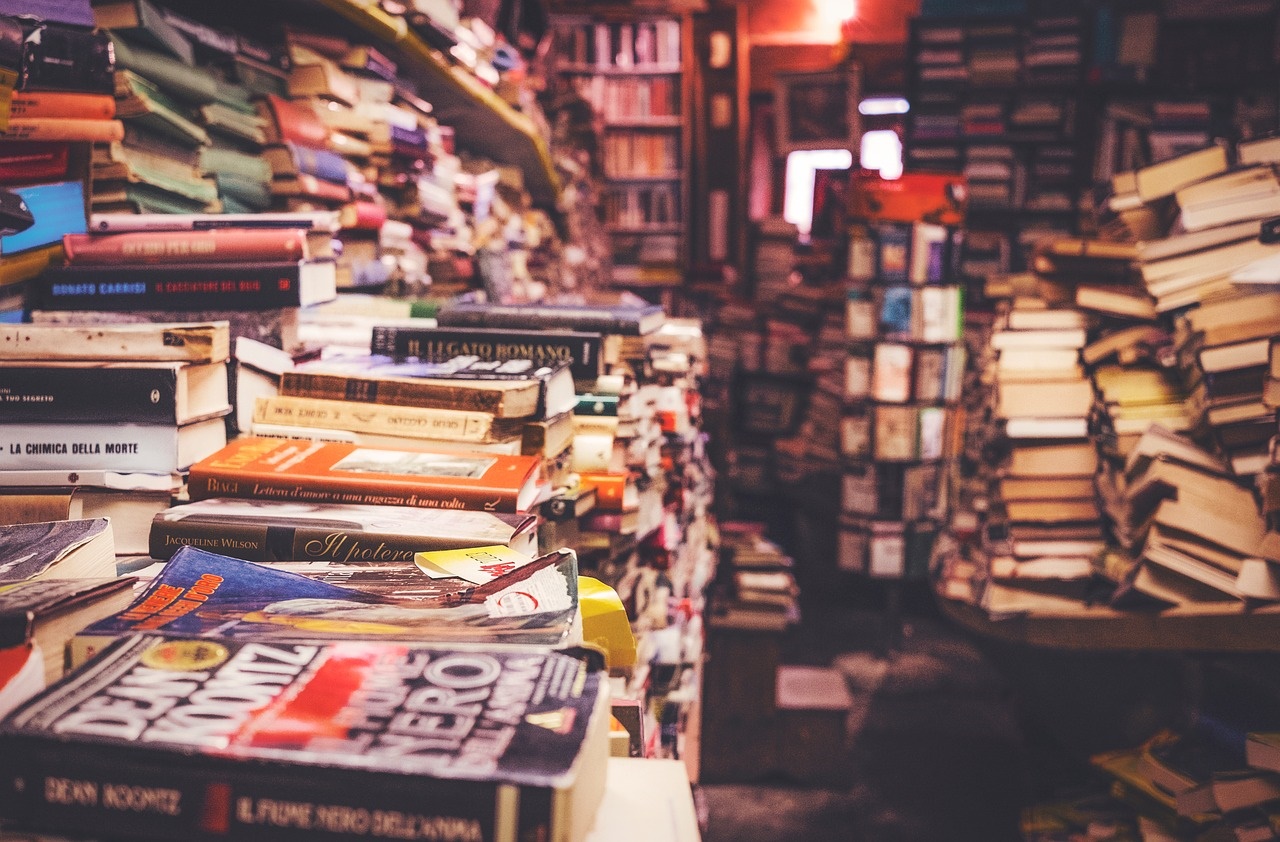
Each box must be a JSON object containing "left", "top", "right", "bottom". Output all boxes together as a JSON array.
[
  {"left": 148, "top": 520, "right": 450, "bottom": 564},
  {"left": 34, "top": 264, "right": 310, "bottom": 311},
  {"left": 18, "top": 24, "right": 113, "bottom": 94},
  {"left": 370, "top": 326, "right": 603, "bottom": 381},
  {"left": 4, "top": 746, "right": 533, "bottom": 842},
  {"left": 0, "top": 366, "right": 180, "bottom": 423}
]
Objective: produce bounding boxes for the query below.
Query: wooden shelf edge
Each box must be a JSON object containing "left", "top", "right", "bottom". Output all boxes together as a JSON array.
[
  {"left": 316, "top": 0, "right": 561, "bottom": 209},
  {"left": 937, "top": 593, "right": 1280, "bottom": 653}
]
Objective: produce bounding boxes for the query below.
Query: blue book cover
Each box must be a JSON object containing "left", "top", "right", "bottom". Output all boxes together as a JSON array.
[
  {"left": 286, "top": 141, "right": 349, "bottom": 184},
  {"left": 879, "top": 286, "right": 914, "bottom": 338},
  {"left": 73, "top": 545, "right": 579, "bottom": 659},
  {"left": 2, "top": 181, "right": 86, "bottom": 256}
]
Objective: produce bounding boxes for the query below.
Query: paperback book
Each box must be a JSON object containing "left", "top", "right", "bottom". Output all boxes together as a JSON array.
[
  {"left": 0, "top": 634, "right": 609, "bottom": 842},
  {"left": 71, "top": 545, "right": 581, "bottom": 662}
]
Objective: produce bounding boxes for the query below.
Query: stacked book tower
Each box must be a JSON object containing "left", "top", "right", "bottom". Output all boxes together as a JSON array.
[
  {"left": 0, "top": 14, "right": 121, "bottom": 321},
  {"left": 837, "top": 210, "right": 966, "bottom": 581},
  {"left": 941, "top": 138, "right": 1280, "bottom": 618}
]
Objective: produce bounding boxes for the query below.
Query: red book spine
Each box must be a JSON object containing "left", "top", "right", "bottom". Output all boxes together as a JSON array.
[
  {"left": 62, "top": 228, "right": 310, "bottom": 265},
  {"left": 340, "top": 199, "right": 387, "bottom": 231},
  {"left": 263, "top": 94, "right": 330, "bottom": 148},
  {"left": 0, "top": 119, "right": 124, "bottom": 142},
  {"left": 9, "top": 92, "right": 116, "bottom": 120},
  {"left": 0, "top": 141, "right": 70, "bottom": 184}
]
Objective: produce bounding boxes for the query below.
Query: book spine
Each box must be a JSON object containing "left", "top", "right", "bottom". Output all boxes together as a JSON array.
[
  {"left": 293, "top": 143, "right": 348, "bottom": 184},
  {"left": 252, "top": 396, "right": 506, "bottom": 443},
  {"left": 9, "top": 92, "right": 115, "bottom": 119},
  {"left": 438, "top": 308, "right": 642, "bottom": 335},
  {"left": 0, "top": 141, "right": 71, "bottom": 185},
  {"left": 0, "top": 118, "right": 124, "bottom": 142},
  {"left": 279, "top": 372, "right": 506, "bottom": 415},
  {"left": 62, "top": 229, "right": 308, "bottom": 265},
  {"left": 0, "top": 366, "right": 181, "bottom": 422},
  {"left": 19, "top": 26, "right": 115, "bottom": 95},
  {"left": 0, "top": 423, "right": 187, "bottom": 472},
  {"left": 35, "top": 264, "right": 309, "bottom": 311},
  {"left": 186, "top": 468, "right": 521, "bottom": 512},
  {"left": 370, "top": 327, "right": 603, "bottom": 382},
  {"left": 148, "top": 520, "right": 482, "bottom": 563},
  {"left": 0, "top": 742, "right": 532, "bottom": 842}
]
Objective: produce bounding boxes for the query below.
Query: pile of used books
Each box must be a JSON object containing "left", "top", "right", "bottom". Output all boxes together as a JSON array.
[
  {"left": 0, "top": 290, "right": 713, "bottom": 840},
  {"left": 939, "top": 137, "right": 1280, "bottom": 621}
]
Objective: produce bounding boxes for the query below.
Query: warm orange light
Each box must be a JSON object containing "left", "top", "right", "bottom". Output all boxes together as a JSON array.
[{"left": 814, "top": 0, "right": 857, "bottom": 32}]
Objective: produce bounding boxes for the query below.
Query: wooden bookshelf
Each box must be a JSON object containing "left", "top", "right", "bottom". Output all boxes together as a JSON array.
[
  {"left": 312, "top": 0, "right": 562, "bottom": 209},
  {"left": 939, "top": 595, "right": 1280, "bottom": 654},
  {"left": 550, "top": 11, "right": 691, "bottom": 288}
]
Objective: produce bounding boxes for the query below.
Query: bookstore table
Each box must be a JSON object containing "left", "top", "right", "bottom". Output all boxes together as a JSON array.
[{"left": 938, "top": 595, "right": 1280, "bottom": 653}]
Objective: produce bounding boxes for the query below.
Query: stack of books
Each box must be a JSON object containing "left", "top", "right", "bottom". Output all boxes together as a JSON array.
[
  {"left": 28, "top": 210, "right": 339, "bottom": 350},
  {"left": 0, "top": 320, "right": 233, "bottom": 554}
]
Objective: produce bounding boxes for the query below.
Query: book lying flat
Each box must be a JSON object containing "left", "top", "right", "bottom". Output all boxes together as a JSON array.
[
  {"left": 1, "top": 633, "right": 610, "bottom": 842},
  {"left": 188, "top": 436, "right": 543, "bottom": 513}
]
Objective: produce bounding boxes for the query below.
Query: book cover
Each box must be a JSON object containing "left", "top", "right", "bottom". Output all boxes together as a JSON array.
[
  {"left": 19, "top": 23, "right": 114, "bottom": 95},
  {"left": 88, "top": 209, "right": 339, "bottom": 233},
  {"left": 371, "top": 325, "right": 608, "bottom": 382},
  {"left": 0, "top": 518, "right": 112, "bottom": 581},
  {"left": 72, "top": 545, "right": 580, "bottom": 658},
  {"left": 0, "top": 417, "right": 227, "bottom": 473},
  {"left": 0, "top": 360, "right": 229, "bottom": 424},
  {"left": 0, "top": 141, "right": 71, "bottom": 185},
  {"left": 1, "top": 181, "right": 85, "bottom": 256},
  {"left": 264, "top": 141, "right": 349, "bottom": 184},
  {"left": 63, "top": 228, "right": 314, "bottom": 265},
  {"left": 437, "top": 300, "right": 665, "bottom": 336},
  {"left": 0, "top": 322, "right": 230, "bottom": 363},
  {"left": 187, "top": 437, "right": 544, "bottom": 513},
  {"left": 0, "top": 117, "right": 124, "bottom": 142},
  {"left": 32, "top": 259, "right": 337, "bottom": 311},
  {"left": 0, "top": 634, "right": 609, "bottom": 842},
  {"left": 149, "top": 498, "right": 538, "bottom": 562}
]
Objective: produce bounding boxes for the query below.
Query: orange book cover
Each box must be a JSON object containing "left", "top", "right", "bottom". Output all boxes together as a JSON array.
[
  {"left": 9, "top": 92, "right": 115, "bottom": 120},
  {"left": 578, "top": 471, "right": 635, "bottom": 512},
  {"left": 848, "top": 171, "right": 967, "bottom": 226},
  {"left": 63, "top": 228, "right": 311, "bottom": 264},
  {"left": 188, "top": 437, "right": 544, "bottom": 514},
  {"left": 0, "top": 118, "right": 124, "bottom": 143}
]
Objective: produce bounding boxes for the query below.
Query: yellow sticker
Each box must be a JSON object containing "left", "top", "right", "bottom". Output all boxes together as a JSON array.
[{"left": 141, "top": 640, "right": 230, "bottom": 671}]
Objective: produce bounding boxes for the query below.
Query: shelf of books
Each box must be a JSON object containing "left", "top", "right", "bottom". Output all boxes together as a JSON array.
[
  {"left": 837, "top": 173, "right": 967, "bottom": 581},
  {"left": 905, "top": 9, "right": 1090, "bottom": 289},
  {"left": 0, "top": 2, "right": 712, "bottom": 839},
  {"left": 935, "top": 137, "right": 1280, "bottom": 653},
  {"left": 550, "top": 12, "right": 690, "bottom": 288}
]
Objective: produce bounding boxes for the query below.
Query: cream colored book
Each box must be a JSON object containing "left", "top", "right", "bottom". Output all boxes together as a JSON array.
[
  {"left": 0, "top": 321, "right": 229, "bottom": 362},
  {"left": 253, "top": 394, "right": 526, "bottom": 443}
]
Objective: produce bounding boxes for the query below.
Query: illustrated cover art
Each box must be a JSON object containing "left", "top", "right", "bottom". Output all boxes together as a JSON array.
[
  {"left": 0, "top": 634, "right": 608, "bottom": 841},
  {"left": 0, "top": 519, "right": 111, "bottom": 581},
  {"left": 73, "top": 546, "right": 580, "bottom": 657}
]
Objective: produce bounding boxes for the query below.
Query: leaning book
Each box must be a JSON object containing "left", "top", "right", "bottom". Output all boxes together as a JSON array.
[{"left": 0, "top": 634, "right": 610, "bottom": 842}]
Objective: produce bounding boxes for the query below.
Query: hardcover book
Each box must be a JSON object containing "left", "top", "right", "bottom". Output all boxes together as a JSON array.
[
  {"left": 88, "top": 209, "right": 340, "bottom": 233},
  {"left": 0, "top": 360, "right": 230, "bottom": 424},
  {"left": 251, "top": 395, "right": 528, "bottom": 445},
  {"left": 187, "top": 436, "right": 544, "bottom": 513},
  {"left": 71, "top": 545, "right": 581, "bottom": 660},
  {"left": 0, "top": 321, "right": 230, "bottom": 363},
  {"left": 63, "top": 228, "right": 322, "bottom": 264},
  {"left": 0, "top": 634, "right": 609, "bottom": 842},
  {"left": 282, "top": 356, "right": 575, "bottom": 419},
  {"left": 148, "top": 498, "right": 538, "bottom": 562},
  {"left": 370, "top": 325, "right": 610, "bottom": 383},
  {"left": 33, "top": 259, "right": 338, "bottom": 311}
]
